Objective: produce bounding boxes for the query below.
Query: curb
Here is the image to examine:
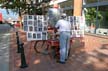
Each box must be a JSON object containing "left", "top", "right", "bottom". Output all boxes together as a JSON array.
[{"left": 85, "top": 33, "right": 108, "bottom": 39}]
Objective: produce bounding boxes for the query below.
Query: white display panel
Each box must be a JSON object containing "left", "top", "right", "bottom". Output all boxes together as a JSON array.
[
  {"left": 23, "top": 15, "right": 48, "bottom": 41},
  {"left": 68, "top": 16, "right": 85, "bottom": 37},
  {"left": 23, "top": 15, "right": 85, "bottom": 41}
]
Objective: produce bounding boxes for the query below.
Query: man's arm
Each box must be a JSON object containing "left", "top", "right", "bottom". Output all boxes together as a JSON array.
[
  {"left": 54, "top": 21, "right": 59, "bottom": 33},
  {"left": 54, "top": 27, "right": 58, "bottom": 33}
]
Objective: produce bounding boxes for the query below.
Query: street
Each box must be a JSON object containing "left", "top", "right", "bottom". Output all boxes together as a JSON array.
[{"left": 0, "top": 24, "right": 11, "bottom": 71}]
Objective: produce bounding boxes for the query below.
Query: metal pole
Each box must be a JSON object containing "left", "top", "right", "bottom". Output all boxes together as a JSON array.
[
  {"left": 16, "top": 31, "right": 21, "bottom": 53},
  {"left": 95, "top": 0, "right": 99, "bottom": 33},
  {"left": 20, "top": 42, "right": 28, "bottom": 68}
]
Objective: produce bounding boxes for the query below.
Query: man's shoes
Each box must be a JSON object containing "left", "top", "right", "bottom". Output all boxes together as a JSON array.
[
  {"left": 58, "top": 61, "right": 65, "bottom": 64},
  {"left": 65, "top": 59, "right": 67, "bottom": 61},
  {"left": 57, "top": 60, "right": 65, "bottom": 64}
]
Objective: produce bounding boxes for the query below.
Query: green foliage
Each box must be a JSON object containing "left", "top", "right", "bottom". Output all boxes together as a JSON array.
[
  {"left": 85, "top": 8, "right": 96, "bottom": 22},
  {"left": 85, "top": 8, "right": 103, "bottom": 27},
  {"left": 105, "top": 11, "right": 108, "bottom": 20},
  {"left": 0, "top": 0, "right": 49, "bottom": 15},
  {"left": 0, "top": 0, "right": 27, "bottom": 15}
]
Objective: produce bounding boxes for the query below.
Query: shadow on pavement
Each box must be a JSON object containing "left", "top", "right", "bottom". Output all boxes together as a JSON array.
[{"left": 9, "top": 30, "right": 108, "bottom": 71}]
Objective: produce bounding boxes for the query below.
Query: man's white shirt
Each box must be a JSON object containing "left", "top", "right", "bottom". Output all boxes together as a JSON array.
[{"left": 55, "top": 19, "right": 71, "bottom": 32}]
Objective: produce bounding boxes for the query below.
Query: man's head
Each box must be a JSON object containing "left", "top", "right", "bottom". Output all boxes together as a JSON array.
[{"left": 61, "top": 13, "right": 67, "bottom": 19}]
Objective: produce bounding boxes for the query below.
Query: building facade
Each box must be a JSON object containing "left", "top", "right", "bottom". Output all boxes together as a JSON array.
[{"left": 58, "top": 0, "right": 108, "bottom": 29}]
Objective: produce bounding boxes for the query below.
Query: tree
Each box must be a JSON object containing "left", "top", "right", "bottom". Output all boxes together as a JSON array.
[
  {"left": 85, "top": 8, "right": 103, "bottom": 28},
  {"left": 0, "top": 0, "right": 51, "bottom": 15},
  {"left": 0, "top": 0, "right": 51, "bottom": 27}
]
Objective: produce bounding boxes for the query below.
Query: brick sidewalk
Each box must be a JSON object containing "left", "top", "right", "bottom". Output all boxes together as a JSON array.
[{"left": 9, "top": 30, "right": 108, "bottom": 71}]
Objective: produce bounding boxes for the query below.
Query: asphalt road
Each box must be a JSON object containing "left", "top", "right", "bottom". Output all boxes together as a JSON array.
[{"left": 0, "top": 24, "right": 11, "bottom": 71}]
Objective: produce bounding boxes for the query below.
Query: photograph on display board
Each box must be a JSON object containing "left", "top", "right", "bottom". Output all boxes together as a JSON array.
[
  {"left": 41, "top": 16, "right": 44, "bottom": 20},
  {"left": 73, "top": 21, "right": 76, "bottom": 30},
  {"left": 28, "top": 15, "right": 33, "bottom": 20},
  {"left": 42, "top": 32, "right": 47, "bottom": 40},
  {"left": 71, "top": 26, "right": 74, "bottom": 30},
  {"left": 34, "top": 21, "right": 37, "bottom": 26},
  {"left": 43, "top": 26, "right": 47, "bottom": 31},
  {"left": 28, "top": 21, "right": 33, "bottom": 25},
  {"left": 34, "top": 27, "right": 37, "bottom": 32},
  {"left": 77, "top": 23, "right": 80, "bottom": 30},
  {"left": 37, "top": 32, "right": 42, "bottom": 40},
  {"left": 70, "top": 16, "right": 74, "bottom": 23},
  {"left": 44, "top": 22, "right": 48, "bottom": 26},
  {"left": 44, "top": 15, "right": 47, "bottom": 21},
  {"left": 24, "top": 26, "right": 28, "bottom": 31},
  {"left": 74, "top": 22, "right": 78, "bottom": 30},
  {"left": 77, "top": 16, "right": 81, "bottom": 23},
  {"left": 76, "top": 17, "right": 80, "bottom": 29},
  {"left": 75, "top": 16, "right": 79, "bottom": 23},
  {"left": 67, "top": 16, "right": 69, "bottom": 21},
  {"left": 78, "top": 16, "right": 81, "bottom": 23},
  {"left": 29, "top": 26, "right": 33, "bottom": 31},
  {"left": 71, "top": 31, "right": 75, "bottom": 37},
  {"left": 34, "top": 16, "right": 37, "bottom": 20},
  {"left": 38, "top": 28, "right": 42, "bottom": 32},
  {"left": 24, "top": 16, "right": 27, "bottom": 20},
  {"left": 77, "top": 30, "right": 81, "bottom": 37},
  {"left": 24, "top": 21, "right": 27, "bottom": 26},
  {"left": 66, "top": 16, "right": 70, "bottom": 21},
  {"left": 38, "top": 15, "right": 42, "bottom": 20},
  {"left": 74, "top": 16, "right": 76, "bottom": 22},
  {"left": 77, "top": 30, "right": 80, "bottom": 35},
  {"left": 33, "top": 33, "right": 36, "bottom": 39},
  {"left": 38, "top": 21, "right": 43, "bottom": 27},
  {"left": 80, "top": 16, "right": 82, "bottom": 23},
  {"left": 28, "top": 33, "right": 32, "bottom": 38},
  {"left": 69, "top": 16, "right": 74, "bottom": 30},
  {"left": 37, "top": 19, "right": 41, "bottom": 23},
  {"left": 66, "top": 16, "right": 69, "bottom": 21},
  {"left": 73, "top": 30, "right": 76, "bottom": 35}
]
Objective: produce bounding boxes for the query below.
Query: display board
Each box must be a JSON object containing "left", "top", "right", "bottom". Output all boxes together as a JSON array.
[
  {"left": 68, "top": 16, "right": 85, "bottom": 37},
  {"left": 23, "top": 15, "right": 48, "bottom": 41},
  {"left": 23, "top": 15, "right": 85, "bottom": 41}
]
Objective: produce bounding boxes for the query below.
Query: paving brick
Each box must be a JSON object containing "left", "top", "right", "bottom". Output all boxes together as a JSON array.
[{"left": 9, "top": 30, "right": 108, "bottom": 71}]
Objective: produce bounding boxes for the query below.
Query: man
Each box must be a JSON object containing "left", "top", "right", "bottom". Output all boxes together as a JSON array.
[{"left": 55, "top": 13, "right": 71, "bottom": 64}]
